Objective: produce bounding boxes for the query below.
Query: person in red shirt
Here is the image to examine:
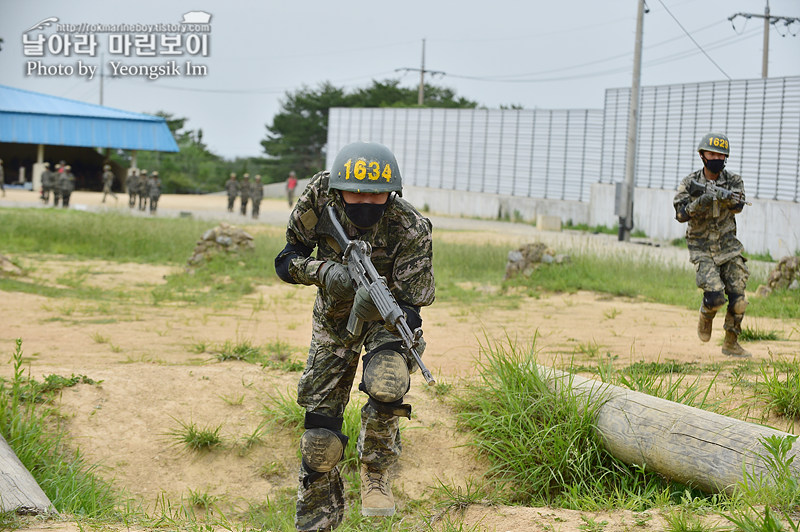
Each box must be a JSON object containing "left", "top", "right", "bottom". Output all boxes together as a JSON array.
[{"left": 286, "top": 170, "right": 298, "bottom": 207}]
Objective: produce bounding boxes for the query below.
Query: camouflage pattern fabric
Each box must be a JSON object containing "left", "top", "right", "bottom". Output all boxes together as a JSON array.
[
  {"left": 148, "top": 178, "right": 161, "bottom": 213},
  {"left": 280, "top": 171, "right": 434, "bottom": 531},
  {"left": 127, "top": 174, "right": 139, "bottom": 208},
  {"left": 226, "top": 178, "right": 238, "bottom": 212},
  {"left": 251, "top": 181, "right": 263, "bottom": 218},
  {"left": 673, "top": 168, "right": 750, "bottom": 293}
]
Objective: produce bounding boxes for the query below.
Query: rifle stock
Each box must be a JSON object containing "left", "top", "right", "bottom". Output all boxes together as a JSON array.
[{"left": 317, "top": 205, "right": 436, "bottom": 386}]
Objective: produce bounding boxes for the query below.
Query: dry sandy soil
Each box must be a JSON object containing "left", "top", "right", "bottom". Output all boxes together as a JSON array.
[{"left": 1, "top": 189, "right": 798, "bottom": 531}]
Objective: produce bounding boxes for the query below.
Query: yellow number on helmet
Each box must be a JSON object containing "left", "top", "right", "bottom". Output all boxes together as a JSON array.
[
  {"left": 354, "top": 160, "right": 366, "bottom": 180},
  {"left": 382, "top": 164, "right": 392, "bottom": 182},
  {"left": 368, "top": 161, "right": 380, "bottom": 180}
]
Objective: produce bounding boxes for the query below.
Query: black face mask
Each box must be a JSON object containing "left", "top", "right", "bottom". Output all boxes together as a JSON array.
[
  {"left": 343, "top": 201, "right": 388, "bottom": 229},
  {"left": 702, "top": 156, "right": 726, "bottom": 175}
]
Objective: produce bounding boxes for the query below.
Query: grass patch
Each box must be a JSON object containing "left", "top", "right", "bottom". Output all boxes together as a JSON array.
[
  {"left": 167, "top": 417, "right": 223, "bottom": 451},
  {"left": 758, "top": 357, "right": 800, "bottom": 420},
  {"left": 0, "top": 339, "right": 118, "bottom": 516}
]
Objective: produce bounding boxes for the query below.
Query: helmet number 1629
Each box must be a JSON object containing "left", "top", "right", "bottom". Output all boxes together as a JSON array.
[{"left": 343, "top": 158, "right": 393, "bottom": 182}]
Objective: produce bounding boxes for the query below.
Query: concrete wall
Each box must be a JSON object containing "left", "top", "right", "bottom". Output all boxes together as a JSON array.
[
  {"left": 263, "top": 178, "right": 800, "bottom": 259},
  {"left": 408, "top": 183, "right": 799, "bottom": 259}
]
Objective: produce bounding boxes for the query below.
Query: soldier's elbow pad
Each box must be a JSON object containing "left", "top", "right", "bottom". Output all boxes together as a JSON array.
[
  {"left": 675, "top": 205, "right": 690, "bottom": 223},
  {"left": 274, "top": 241, "right": 313, "bottom": 284}
]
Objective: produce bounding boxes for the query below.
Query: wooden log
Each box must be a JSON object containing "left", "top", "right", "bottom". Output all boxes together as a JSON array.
[
  {"left": 0, "top": 434, "right": 54, "bottom": 514},
  {"left": 544, "top": 367, "right": 800, "bottom": 494}
]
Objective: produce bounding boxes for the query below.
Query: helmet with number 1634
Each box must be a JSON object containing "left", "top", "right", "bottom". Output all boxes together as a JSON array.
[{"left": 328, "top": 141, "right": 402, "bottom": 195}]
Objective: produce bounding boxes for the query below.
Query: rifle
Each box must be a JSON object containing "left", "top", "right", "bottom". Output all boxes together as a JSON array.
[
  {"left": 688, "top": 179, "right": 752, "bottom": 206},
  {"left": 317, "top": 204, "right": 436, "bottom": 386}
]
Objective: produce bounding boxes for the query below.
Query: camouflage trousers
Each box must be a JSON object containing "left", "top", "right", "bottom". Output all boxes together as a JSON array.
[
  {"left": 694, "top": 254, "right": 749, "bottom": 296},
  {"left": 294, "top": 321, "right": 402, "bottom": 532}
]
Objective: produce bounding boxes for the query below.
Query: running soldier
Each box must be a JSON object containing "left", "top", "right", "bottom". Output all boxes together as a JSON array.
[
  {"left": 101, "top": 164, "right": 117, "bottom": 203},
  {"left": 275, "top": 142, "right": 435, "bottom": 531},
  {"left": 251, "top": 175, "right": 263, "bottom": 219},
  {"left": 148, "top": 171, "right": 162, "bottom": 214},
  {"left": 673, "top": 132, "right": 751, "bottom": 357},
  {"left": 240, "top": 173, "right": 251, "bottom": 216},
  {"left": 226, "top": 173, "right": 238, "bottom": 212}
]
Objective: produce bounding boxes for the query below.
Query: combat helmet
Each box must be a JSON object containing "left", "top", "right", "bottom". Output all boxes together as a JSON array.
[
  {"left": 329, "top": 142, "right": 402, "bottom": 195},
  {"left": 697, "top": 132, "right": 730, "bottom": 157}
]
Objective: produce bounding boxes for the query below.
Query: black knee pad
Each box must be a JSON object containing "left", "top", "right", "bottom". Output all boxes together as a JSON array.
[
  {"left": 359, "top": 342, "right": 412, "bottom": 419},
  {"left": 703, "top": 290, "right": 726, "bottom": 311},
  {"left": 300, "top": 412, "right": 348, "bottom": 488},
  {"left": 727, "top": 293, "right": 748, "bottom": 314}
]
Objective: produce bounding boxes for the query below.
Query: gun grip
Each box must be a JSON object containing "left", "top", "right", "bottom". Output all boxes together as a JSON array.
[{"left": 347, "top": 308, "right": 363, "bottom": 336}]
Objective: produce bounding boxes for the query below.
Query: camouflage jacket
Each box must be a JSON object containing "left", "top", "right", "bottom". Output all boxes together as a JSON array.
[
  {"left": 240, "top": 180, "right": 251, "bottom": 199},
  {"left": 225, "top": 179, "right": 239, "bottom": 197},
  {"left": 673, "top": 168, "right": 745, "bottom": 265},
  {"left": 251, "top": 182, "right": 263, "bottom": 201},
  {"left": 102, "top": 170, "right": 114, "bottom": 188},
  {"left": 148, "top": 178, "right": 161, "bottom": 198},
  {"left": 276, "top": 171, "right": 435, "bottom": 345},
  {"left": 41, "top": 170, "right": 55, "bottom": 188},
  {"left": 126, "top": 174, "right": 139, "bottom": 193}
]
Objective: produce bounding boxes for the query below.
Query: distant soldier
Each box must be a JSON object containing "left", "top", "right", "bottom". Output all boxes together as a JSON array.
[
  {"left": 0, "top": 158, "right": 5, "bottom": 197},
  {"left": 40, "top": 162, "right": 54, "bottom": 204},
  {"left": 138, "top": 170, "right": 149, "bottom": 211},
  {"left": 126, "top": 170, "right": 139, "bottom": 208},
  {"left": 148, "top": 171, "right": 162, "bottom": 214},
  {"left": 225, "top": 173, "right": 238, "bottom": 212},
  {"left": 58, "top": 164, "right": 75, "bottom": 207},
  {"left": 251, "top": 174, "right": 263, "bottom": 219},
  {"left": 286, "top": 170, "right": 298, "bottom": 206},
  {"left": 101, "top": 164, "right": 117, "bottom": 203},
  {"left": 240, "top": 173, "right": 251, "bottom": 215},
  {"left": 52, "top": 162, "right": 63, "bottom": 206}
]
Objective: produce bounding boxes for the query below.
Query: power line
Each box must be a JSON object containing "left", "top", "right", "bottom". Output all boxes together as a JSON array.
[{"left": 655, "top": 0, "right": 731, "bottom": 80}]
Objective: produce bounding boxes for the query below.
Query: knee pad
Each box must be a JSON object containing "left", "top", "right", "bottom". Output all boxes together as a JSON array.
[
  {"left": 728, "top": 293, "right": 748, "bottom": 314},
  {"left": 703, "top": 290, "right": 726, "bottom": 311},
  {"left": 300, "top": 412, "right": 348, "bottom": 475},
  {"left": 360, "top": 342, "right": 412, "bottom": 419}
]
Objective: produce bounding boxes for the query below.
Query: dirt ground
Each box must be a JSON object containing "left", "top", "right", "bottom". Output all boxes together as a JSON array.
[{"left": 1, "top": 189, "right": 799, "bottom": 531}]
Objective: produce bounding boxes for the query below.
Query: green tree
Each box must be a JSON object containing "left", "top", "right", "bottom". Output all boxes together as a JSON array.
[{"left": 261, "top": 79, "right": 478, "bottom": 180}]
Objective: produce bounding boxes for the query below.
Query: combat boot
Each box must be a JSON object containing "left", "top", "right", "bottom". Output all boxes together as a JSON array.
[
  {"left": 697, "top": 307, "right": 715, "bottom": 342},
  {"left": 360, "top": 464, "right": 394, "bottom": 517},
  {"left": 722, "top": 331, "right": 751, "bottom": 357}
]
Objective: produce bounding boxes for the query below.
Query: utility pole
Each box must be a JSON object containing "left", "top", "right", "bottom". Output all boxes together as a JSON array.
[
  {"left": 619, "top": 0, "right": 647, "bottom": 242},
  {"left": 395, "top": 39, "right": 445, "bottom": 106},
  {"left": 729, "top": 1, "right": 800, "bottom": 79}
]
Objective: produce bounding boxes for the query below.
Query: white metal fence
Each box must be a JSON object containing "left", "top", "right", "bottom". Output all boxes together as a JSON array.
[
  {"left": 327, "top": 76, "right": 800, "bottom": 204},
  {"left": 601, "top": 76, "right": 800, "bottom": 202},
  {"left": 327, "top": 107, "right": 603, "bottom": 202}
]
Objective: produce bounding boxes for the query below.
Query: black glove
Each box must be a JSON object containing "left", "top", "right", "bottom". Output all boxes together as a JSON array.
[
  {"left": 353, "top": 286, "right": 381, "bottom": 322},
  {"left": 688, "top": 193, "right": 714, "bottom": 214},
  {"left": 319, "top": 262, "right": 355, "bottom": 300}
]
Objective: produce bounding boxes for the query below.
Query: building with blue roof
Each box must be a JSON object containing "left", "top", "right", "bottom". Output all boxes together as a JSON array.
[{"left": 0, "top": 84, "right": 178, "bottom": 192}]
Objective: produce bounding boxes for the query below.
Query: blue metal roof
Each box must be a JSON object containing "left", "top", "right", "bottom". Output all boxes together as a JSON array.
[{"left": 0, "top": 85, "right": 179, "bottom": 152}]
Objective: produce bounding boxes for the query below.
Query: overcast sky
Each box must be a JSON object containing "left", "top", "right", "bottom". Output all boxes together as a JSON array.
[{"left": 2, "top": 0, "right": 798, "bottom": 161}]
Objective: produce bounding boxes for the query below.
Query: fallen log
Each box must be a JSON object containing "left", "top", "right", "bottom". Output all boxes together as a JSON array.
[
  {"left": 545, "top": 367, "right": 800, "bottom": 494},
  {"left": 0, "top": 434, "right": 54, "bottom": 514}
]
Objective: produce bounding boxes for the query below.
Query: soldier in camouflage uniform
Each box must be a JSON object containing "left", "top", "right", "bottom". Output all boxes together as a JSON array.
[
  {"left": 148, "top": 171, "right": 162, "bottom": 214},
  {"left": 275, "top": 142, "right": 435, "bottom": 531},
  {"left": 673, "top": 132, "right": 750, "bottom": 357},
  {"left": 138, "top": 170, "right": 149, "bottom": 211},
  {"left": 251, "top": 175, "right": 263, "bottom": 219},
  {"left": 39, "top": 162, "right": 52, "bottom": 203},
  {"left": 225, "top": 173, "right": 238, "bottom": 212},
  {"left": 101, "top": 164, "right": 117, "bottom": 203},
  {"left": 58, "top": 164, "right": 76, "bottom": 207},
  {"left": 126, "top": 170, "right": 139, "bottom": 208},
  {"left": 240, "top": 173, "right": 251, "bottom": 216}
]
